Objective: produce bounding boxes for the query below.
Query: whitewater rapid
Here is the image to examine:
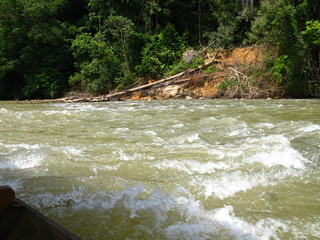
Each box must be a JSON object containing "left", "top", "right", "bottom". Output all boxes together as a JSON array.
[{"left": 0, "top": 99, "right": 319, "bottom": 239}]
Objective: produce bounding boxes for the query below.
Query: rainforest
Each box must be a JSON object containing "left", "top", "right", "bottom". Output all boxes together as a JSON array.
[{"left": 0, "top": 0, "right": 319, "bottom": 100}]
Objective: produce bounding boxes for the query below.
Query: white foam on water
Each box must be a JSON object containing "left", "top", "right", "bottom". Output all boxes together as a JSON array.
[
  {"left": 42, "top": 110, "right": 72, "bottom": 116},
  {"left": 196, "top": 171, "right": 271, "bottom": 199},
  {"left": 177, "top": 133, "right": 200, "bottom": 144},
  {"left": 118, "top": 187, "right": 287, "bottom": 240},
  {"left": 228, "top": 127, "right": 250, "bottom": 137},
  {"left": 204, "top": 207, "right": 289, "bottom": 240},
  {"left": 73, "top": 185, "right": 149, "bottom": 212},
  {"left": 0, "top": 143, "right": 44, "bottom": 169},
  {"left": 165, "top": 222, "right": 220, "bottom": 240},
  {"left": 13, "top": 153, "right": 44, "bottom": 169},
  {"left": 185, "top": 133, "right": 200, "bottom": 143},
  {"left": 71, "top": 104, "right": 100, "bottom": 112},
  {"left": 292, "top": 221, "right": 320, "bottom": 239},
  {"left": 153, "top": 160, "right": 193, "bottom": 174},
  {"left": 167, "top": 190, "right": 290, "bottom": 240},
  {"left": 112, "top": 149, "right": 143, "bottom": 162},
  {"left": 113, "top": 127, "right": 129, "bottom": 134},
  {"left": 15, "top": 112, "right": 24, "bottom": 119},
  {"left": 172, "top": 123, "right": 184, "bottom": 128},
  {"left": 1, "top": 143, "right": 41, "bottom": 151},
  {"left": 223, "top": 148, "right": 245, "bottom": 159},
  {"left": 49, "top": 185, "right": 288, "bottom": 239},
  {"left": 96, "top": 163, "right": 122, "bottom": 172},
  {"left": 154, "top": 159, "right": 229, "bottom": 175},
  {"left": 109, "top": 186, "right": 172, "bottom": 221},
  {"left": 197, "top": 164, "right": 305, "bottom": 200},
  {"left": 178, "top": 105, "right": 187, "bottom": 110},
  {"left": 30, "top": 187, "right": 85, "bottom": 209},
  {"left": 91, "top": 167, "right": 98, "bottom": 174},
  {"left": 250, "top": 149, "right": 306, "bottom": 169},
  {"left": 254, "top": 123, "right": 275, "bottom": 129},
  {"left": 0, "top": 108, "right": 9, "bottom": 114},
  {"left": 297, "top": 124, "right": 320, "bottom": 133},
  {"left": 0, "top": 177, "right": 22, "bottom": 191},
  {"left": 144, "top": 130, "right": 158, "bottom": 136},
  {"left": 0, "top": 158, "right": 16, "bottom": 169},
  {"left": 62, "top": 146, "right": 84, "bottom": 157},
  {"left": 247, "top": 135, "right": 307, "bottom": 169},
  {"left": 207, "top": 149, "right": 226, "bottom": 160},
  {"left": 227, "top": 122, "right": 250, "bottom": 137},
  {"left": 199, "top": 116, "right": 217, "bottom": 124},
  {"left": 59, "top": 103, "right": 110, "bottom": 113},
  {"left": 102, "top": 165, "right": 120, "bottom": 171},
  {"left": 207, "top": 206, "right": 260, "bottom": 240},
  {"left": 143, "top": 130, "right": 165, "bottom": 143},
  {"left": 253, "top": 218, "right": 289, "bottom": 240}
]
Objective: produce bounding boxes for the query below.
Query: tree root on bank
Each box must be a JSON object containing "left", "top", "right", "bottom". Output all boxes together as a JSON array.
[{"left": 221, "top": 66, "right": 283, "bottom": 99}]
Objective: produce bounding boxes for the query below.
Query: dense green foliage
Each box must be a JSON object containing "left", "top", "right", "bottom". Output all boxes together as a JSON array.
[
  {"left": 248, "top": 0, "right": 320, "bottom": 97},
  {"left": 0, "top": 0, "right": 319, "bottom": 99}
]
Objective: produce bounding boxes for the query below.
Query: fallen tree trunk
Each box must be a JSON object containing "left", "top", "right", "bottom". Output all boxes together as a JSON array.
[
  {"left": 100, "top": 68, "right": 197, "bottom": 100},
  {"left": 127, "top": 68, "right": 194, "bottom": 92},
  {"left": 167, "top": 73, "right": 216, "bottom": 86},
  {"left": 25, "top": 57, "right": 217, "bottom": 103},
  {"left": 102, "top": 60, "right": 217, "bottom": 100}
]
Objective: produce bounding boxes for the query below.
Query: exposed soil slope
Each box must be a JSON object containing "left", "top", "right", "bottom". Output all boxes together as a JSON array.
[{"left": 124, "top": 45, "right": 277, "bottom": 101}]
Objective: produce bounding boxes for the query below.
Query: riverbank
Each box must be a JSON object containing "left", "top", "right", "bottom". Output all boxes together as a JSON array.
[{"left": 17, "top": 45, "right": 284, "bottom": 104}]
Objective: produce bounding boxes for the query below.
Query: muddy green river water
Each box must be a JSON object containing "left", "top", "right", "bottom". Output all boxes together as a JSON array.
[{"left": 0, "top": 99, "right": 319, "bottom": 239}]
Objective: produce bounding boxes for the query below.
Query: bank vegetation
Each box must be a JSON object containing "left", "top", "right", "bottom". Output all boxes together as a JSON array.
[{"left": 0, "top": 0, "right": 319, "bottom": 100}]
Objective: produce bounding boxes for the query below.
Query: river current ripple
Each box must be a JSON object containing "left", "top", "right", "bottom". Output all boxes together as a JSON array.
[{"left": 0, "top": 99, "right": 319, "bottom": 239}]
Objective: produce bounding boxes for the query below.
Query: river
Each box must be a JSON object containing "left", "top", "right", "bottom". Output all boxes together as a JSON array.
[{"left": 0, "top": 99, "right": 319, "bottom": 239}]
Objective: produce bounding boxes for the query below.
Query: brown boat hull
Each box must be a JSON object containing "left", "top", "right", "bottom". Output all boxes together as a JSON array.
[{"left": 0, "top": 186, "right": 81, "bottom": 240}]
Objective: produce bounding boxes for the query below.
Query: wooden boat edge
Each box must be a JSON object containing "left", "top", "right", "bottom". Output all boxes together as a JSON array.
[{"left": 0, "top": 186, "right": 81, "bottom": 240}]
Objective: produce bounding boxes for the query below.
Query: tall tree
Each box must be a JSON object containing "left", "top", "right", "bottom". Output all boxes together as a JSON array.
[
  {"left": 0, "top": 0, "right": 25, "bottom": 98},
  {"left": 249, "top": 0, "right": 308, "bottom": 96},
  {"left": 0, "top": 0, "right": 78, "bottom": 99},
  {"left": 69, "top": 32, "right": 122, "bottom": 94},
  {"left": 104, "top": 15, "right": 134, "bottom": 73}
]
